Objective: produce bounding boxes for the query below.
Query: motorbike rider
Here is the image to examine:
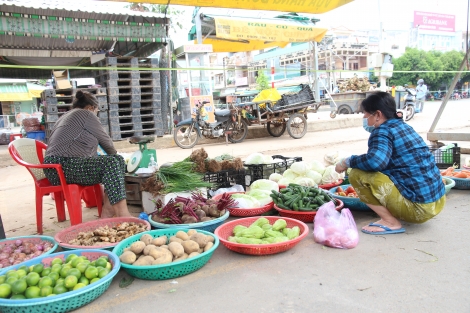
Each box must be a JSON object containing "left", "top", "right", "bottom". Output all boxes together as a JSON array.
[{"left": 415, "top": 79, "right": 427, "bottom": 113}]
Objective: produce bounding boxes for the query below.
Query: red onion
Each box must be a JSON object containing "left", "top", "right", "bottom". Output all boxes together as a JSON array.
[
  {"left": 15, "top": 239, "right": 22, "bottom": 247},
  {"left": 0, "top": 253, "right": 8, "bottom": 260},
  {"left": 2, "top": 246, "right": 12, "bottom": 254},
  {"left": 13, "top": 249, "right": 22, "bottom": 254},
  {"left": 35, "top": 244, "right": 44, "bottom": 251}
]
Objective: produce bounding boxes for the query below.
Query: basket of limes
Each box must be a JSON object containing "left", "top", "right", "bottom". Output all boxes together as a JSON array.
[{"left": 0, "top": 249, "right": 120, "bottom": 313}]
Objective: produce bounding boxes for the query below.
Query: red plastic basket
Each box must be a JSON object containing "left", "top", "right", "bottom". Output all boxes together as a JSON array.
[
  {"left": 214, "top": 216, "right": 309, "bottom": 255},
  {"left": 212, "top": 192, "right": 274, "bottom": 217},
  {"left": 278, "top": 180, "right": 343, "bottom": 191},
  {"left": 273, "top": 199, "right": 344, "bottom": 223},
  {"left": 54, "top": 217, "right": 151, "bottom": 250}
]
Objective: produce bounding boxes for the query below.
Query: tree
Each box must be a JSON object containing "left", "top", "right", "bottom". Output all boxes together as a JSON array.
[
  {"left": 256, "top": 70, "right": 270, "bottom": 91},
  {"left": 128, "top": 3, "right": 185, "bottom": 33}
]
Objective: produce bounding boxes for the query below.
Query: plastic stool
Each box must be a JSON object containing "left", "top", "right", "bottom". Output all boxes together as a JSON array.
[{"left": 9, "top": 133, "right": 22, "bottom": 142}]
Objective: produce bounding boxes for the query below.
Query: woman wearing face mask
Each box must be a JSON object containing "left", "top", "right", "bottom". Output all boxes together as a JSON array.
[
  {"left": 335, "top": 92, "right": 445, "bottom": 235},
  {"left": 43, "top": 90, "right": 132, "bottom": 218}
]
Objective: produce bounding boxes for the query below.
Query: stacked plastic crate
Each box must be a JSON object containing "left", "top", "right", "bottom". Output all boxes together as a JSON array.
[
  {"left": 94, "top": 57, "right": 163, "bottom": 141},
  {"left": 41, "top": 88, "right": 108, "bottom": 142}
]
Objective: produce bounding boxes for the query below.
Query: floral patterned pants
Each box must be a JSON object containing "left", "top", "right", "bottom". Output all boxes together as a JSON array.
[
  {"left": 348, "top": 169, "right": 445, "bottom": 223},
  {"left": 44, "top": 155, "right": 126, "bottom": 205}
]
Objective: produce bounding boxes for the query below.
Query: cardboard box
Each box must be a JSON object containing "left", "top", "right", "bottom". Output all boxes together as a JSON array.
[{"left": 52, "top": 70, "right": 72, "bottom": 89}]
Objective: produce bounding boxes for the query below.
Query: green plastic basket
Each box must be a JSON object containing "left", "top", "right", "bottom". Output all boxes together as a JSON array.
[
  {"left": 0, "top": 249, "right": 120, "bottom": 313},
  {"left": 442, "top": 177, "right": 455, "bottom": 194},
  {"left": 112, "top": 229, "right": 219, "bottom": 280},
  {"left": 147, "top": 211, "right": 230, "bottom": 233}
]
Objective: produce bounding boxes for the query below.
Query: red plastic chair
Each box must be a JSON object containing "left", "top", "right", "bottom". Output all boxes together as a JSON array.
[{"left": 8, "top": 138, "right": 102, "bottom": 234}]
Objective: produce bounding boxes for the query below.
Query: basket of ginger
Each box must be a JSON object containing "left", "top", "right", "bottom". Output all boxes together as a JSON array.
[{"left": 440, "top": 166, "right": 470, "bottom": 190}]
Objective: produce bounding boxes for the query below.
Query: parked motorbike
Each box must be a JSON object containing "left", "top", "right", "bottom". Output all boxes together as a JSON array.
[
  {"left": 451, "top": 91, "right": 461, "bottom": 100},
  {"left": 173, "top": 101, "right": 248, "bottom": 149},
  {"left": 400, "top": 84, "right": 417, "bottom": 121},
  {"left": 434, "top": 91, "right": 446, "bottom": 100}
]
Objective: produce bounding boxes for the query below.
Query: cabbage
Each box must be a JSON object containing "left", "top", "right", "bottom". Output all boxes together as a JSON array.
[
  {"left": 310, "top": 160, "right": 326, "bottom": 175},
  {"left": 321, "top": 165, "right": 341, "bottom": 184},
  {"left": 282, "top": 169, "right": 298, "bottom": 180},
  {"left": 305, "top": 170, "right": 322, "bottom": 184},
  {"left": 290, "top": 161, "right": 309, "bottom": 175},
  {"left": 230, "top": 194, "right": 260, "bottom": 208},
  {"left": 245, "top": 153, "right": 265, "bottom": 165},
  {"left": 263, "top": 155, "right": 274, "bottom": 164},
  {"left": 294, "top": 177, "right": 317, "bottom": 187},
  {"left": 278, "top": 177, "right": 294, "bottom": 186},
  {"left": 269, "top": 173, "right": 283, "bottom": 182},
  {"left": 250, "top": 179, "right": 279, "bottom": 192},
  {"left": 247, "top": 189, "right": 273, "bottom": 206}
]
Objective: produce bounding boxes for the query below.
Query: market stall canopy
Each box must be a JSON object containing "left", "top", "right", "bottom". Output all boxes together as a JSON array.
[
  {"left": 97, "top": 0, "right": 354, "bottom": 14},
  {"left": 0, "top": 79, "right": 45, "bottom": 101},
  {"left": 189, "top": 14, "right": 328, "bottom": 53}
]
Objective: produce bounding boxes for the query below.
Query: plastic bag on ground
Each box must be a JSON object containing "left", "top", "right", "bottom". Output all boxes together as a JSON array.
[
  {"left": 313, "top": 201, "right": 359, "bottom": 249},
  {"left": 209, "top": 184, "right": 245, "bottom": 197}
]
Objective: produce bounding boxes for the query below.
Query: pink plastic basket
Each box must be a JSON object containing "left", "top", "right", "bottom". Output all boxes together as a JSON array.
[
  {"left": 54, "top": 217, "right": 151, "bottom": 250},
  {"left": 211, "top": 192, "right": 274, "bottom": 217},
  {"left": 214, "top": 216, "right": 309, "bottom": 256},
  {"left": 273, "top": 199, "right": 344, "bottom": 223}
]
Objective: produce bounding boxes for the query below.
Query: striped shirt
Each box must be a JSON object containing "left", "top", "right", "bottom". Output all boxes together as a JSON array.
[
  {"left": 349, "top": 119, "right": 445, "bottom": 203},
  {"left": 45, "top": 109, "right": 116, "bottom": 158}
]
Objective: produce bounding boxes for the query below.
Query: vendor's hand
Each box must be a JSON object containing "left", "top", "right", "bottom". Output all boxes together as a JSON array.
[{"left": 335, "top": 162, "right": 347, "bottom": 173}]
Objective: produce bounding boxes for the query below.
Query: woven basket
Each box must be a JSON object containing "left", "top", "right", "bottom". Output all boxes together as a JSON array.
[
  {"left": 442, "top": 177, "right": 455, "bottom": 194},
  {"left": 148, "top": 211, "right": 230, "bottom": 233},
  {"left": 0, "top": 249, "right": 120, "bottom": 313},
  {"left": 214, "top": 216, "right": 309, "bottom": 256},
  {"left": 212, "top": 192, "right": 274, "bottom": 217},
  {"left": 443, "top": 170, "right": 470, "bottom": 190},
  {"left": 54, "top": 217, "right": 151, "bottom": 251},
  {"left": 0, "top": 235, "right": 58, "bottom": 271},
  {"left": 273, "top": 199, "right": 344, "bottom": 223},
  {"left": 112, "top": 229, "right": 219, "bottom": 280},
  {"left": 328, "top": 184, "right": 371, "bottom": 211}
]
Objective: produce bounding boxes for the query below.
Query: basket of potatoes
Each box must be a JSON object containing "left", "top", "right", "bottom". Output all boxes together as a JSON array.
[{"left": 112, "top": 229, "right": 219, "bottom": 280}]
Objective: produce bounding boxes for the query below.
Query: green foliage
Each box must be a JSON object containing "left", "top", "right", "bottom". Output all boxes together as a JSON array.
[
  {"left": 256, "top": 70, "right": 270, "bottom": 91},
  {"left": 390, "top": 48, "right": 467, "bottom": 91},
  {"left": 127, "top": 3, "right": 185, "bottom": 30}
]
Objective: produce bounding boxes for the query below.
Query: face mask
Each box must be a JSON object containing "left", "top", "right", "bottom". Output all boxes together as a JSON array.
[{"left": 363, "top": 117, "right": 375, "bottom": 133}]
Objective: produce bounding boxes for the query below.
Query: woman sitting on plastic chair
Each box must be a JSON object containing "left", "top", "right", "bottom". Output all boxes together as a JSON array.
[{"left": 43, "top": 90, "right": 131, "bottom": 218}]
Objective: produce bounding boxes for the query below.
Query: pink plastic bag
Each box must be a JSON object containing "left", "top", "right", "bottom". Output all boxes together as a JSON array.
[{"left": 313, "top": 201, "right": 359, "bottom": 249}]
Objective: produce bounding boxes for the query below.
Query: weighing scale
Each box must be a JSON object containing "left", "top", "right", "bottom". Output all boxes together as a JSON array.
[{"left": 126, "top": 136, "right": 157, "bottom": 173}]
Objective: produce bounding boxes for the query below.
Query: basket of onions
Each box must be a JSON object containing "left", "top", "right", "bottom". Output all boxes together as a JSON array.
[{"left": 0, "top": 235, "right": 58, "bottom": 270}]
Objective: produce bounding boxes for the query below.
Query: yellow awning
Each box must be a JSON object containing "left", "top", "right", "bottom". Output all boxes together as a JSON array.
[
  {"left": 199, "top": 38, "right": 289, "bottom": 53},
  {"left": 100, "top": 0, "right": 354, "bottom": 14},
  {"left": 0, "top": 84, "right": 32, "bottom": 101},
  {"left": 26, "top": 83, "right": 46, "bottom": 99}
]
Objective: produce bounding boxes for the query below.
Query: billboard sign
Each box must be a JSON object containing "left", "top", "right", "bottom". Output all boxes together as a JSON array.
[{"left": 414, "top": 11, "right": 455, "bottom": 32}]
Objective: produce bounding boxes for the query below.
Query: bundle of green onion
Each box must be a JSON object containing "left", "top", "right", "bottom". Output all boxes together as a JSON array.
[{"left": 157, "top": 161, "right": 214, "bottom": 194}]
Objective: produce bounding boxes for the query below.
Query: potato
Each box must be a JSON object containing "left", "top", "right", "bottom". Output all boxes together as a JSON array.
[
  {"left": 204, "top": 241, "right": 214, "bottom": 252},
  {"left": 151, "top": 236, "right": 167, "bottom": 246},
  {"left": 143, "top": 244, "right": 157, "bottom": 255},
  {"left": 181, "top": 240, "right": 199, "bottom": 254},
  {"left": 149, "top": 247, "right": 171, "bottom": 260},
  {"left": 152, "top": 253, "right": 173, "bottom": 265},
  {"left": 168, "top": 242, "right": 184, "bottom": 258},
  {"left": 169, "top": 236, "right": 183, "bottom": 244},
  {"left": 175, "top": 230, "right": 189, "bottom": 241},
  {"left": 187, "top": 229, "right": 198, "bottom": 237},
  {"left": 140, "top": 234, "right": 153, "bottom": 245},
  {"left": 130, "top": 241, "right": 146, "bottom": 254},
  {"left": 198, "top": 248, "right": 203, "bottom": 253},
  {"left": 133, "top": 256, "right": 154, "bottom": 266},
  {"left": 160, "top": 245, "right": 169, "bottom": 250},
  {"left": 206, "top": 235, "right": 215, "bottom": 243},
  {"left": 119, "top": 251, "right": 137, "bottom": 264},
  {"left": 190, "top": 233, "right": 208, "bottom": 248},
  {"left": 173, "top": 253, "right": 188, "bottom": 262},
  {"left": 188, "top": 252, "right": 200, "bottom": 258},
  {"left": 123, "top": 247, "right": 131, "bottom": 252}
]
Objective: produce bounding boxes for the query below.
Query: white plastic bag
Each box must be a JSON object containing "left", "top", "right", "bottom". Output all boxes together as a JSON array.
[{"left": 209, "top": 184, "right": 245, "bottom": 197}]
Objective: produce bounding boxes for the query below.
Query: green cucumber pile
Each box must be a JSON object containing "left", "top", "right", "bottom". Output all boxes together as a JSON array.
[{"left": 270, "top": 183, "right": 335, "bottom": 212}]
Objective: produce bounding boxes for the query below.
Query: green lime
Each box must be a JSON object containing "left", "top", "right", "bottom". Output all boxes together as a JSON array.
[
  {"left": 99, "top": 256, "right": 109, "bottom": 261},
  {"left": 98, "top": 268, "right": 110, "bottom": 279},
  {"left": 25, "top": 272, "right": 40, "bottom": 286},
  {"left": 40, "top": 268, "right": 51, "bottom": 277},
  {"left": 25, "top": 286, "right": 41, "bottom": 299},
  {"left": 52, "top": 284, "right": 68, "bottom": 295},
  {"left": 48, "top": 272, "right": 60, "bottom": 282},
  {"left": 73, "top": 283, "right": 86, "bottom": 290},
  {"left": 65, "top": 254, "right": 78, "bottom": 264},
  {"left": 78, "top": 276, "right": 89, "bottom": 286},
  {"left": 94, "top": 258, "right": 107, "bottom": 268},
  {"left": 32, "top": 264, "right": 44, "bottom": 274},
  {"left": 59, "top": 265, "right": 72, "bottom": 278},
  {"left": 105, "top": 262, "right": 112, "bottom": 271},
  {"left": 71, "top": 256, "right": 84, "bottom": 268},
  {"left": 10, "top": 294, "right": 26, "bottom": 300},
  {"left": 55, "top": 278, "right": 65, "bottom": 286},
  {"left": 84, "top": 266, "right": 98, "bottom": 280},
  {"left": 40, "top": 286, "right": 53, "bottom": 297},
  {"left": 90, "top": 277, "right": 100, "bottom": 284},
  {"left": 11, "top": 279, "right": 27, "bottom": 295},
  {"left": 66, "top": 268, "right": 81, "bottom": 280},
  {"left": 47, "top": 294, "right": 57, "bottom": 297},
  {"left": 50, "top": 264, "right": 62, "bottom": 274},
  {"left": 76, "top": 263, "right": 88, "bottom": 274},
  {"left": 18, "top": 265, "right": 30, "bottom": 274},
  {"left": 90, "top": 261, "right": 96, "bottom": 267},
  {"left": 6, "top": 271, "right": 18, "bottom": 279},
  {"left": 0, "top": 275, "right": 5, "bottom": 284},
  {"left": 0, "top": 283, "right": 12, "bottom": 298},
  {"left": 64, "top": 275, "right": 78, "bottom": 289},
  {"left": 6, "top": 276, "right": 18, "bottom": 285},
  {"left": 16, "top": 269, "right": 27, "bottom": 279},
  {"left": 38, "top": 276, "right": 53, "bottom": 288},
  {"left": 51, "top": 258, "right": 63, "bottom": 266}
]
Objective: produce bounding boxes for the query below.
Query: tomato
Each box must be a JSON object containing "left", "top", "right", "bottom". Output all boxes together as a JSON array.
[
  {"left": 336, "top": 186, "right": 344, "bottom": 193},
  {"left": 345, "top": 186, "right": 355, "bottom": 194},
  {"left": 338, "top": 192, "right": 347, "bottom": 197}
]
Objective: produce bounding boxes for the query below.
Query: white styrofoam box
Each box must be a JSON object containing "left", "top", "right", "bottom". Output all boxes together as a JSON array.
[{"left": 142, "top": 188, "right": 207, "bottom": 214}]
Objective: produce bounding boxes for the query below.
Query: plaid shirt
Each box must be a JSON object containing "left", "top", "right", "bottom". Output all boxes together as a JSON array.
[{"left": 349, "top": 119, "right": 445, "bottom": 203}]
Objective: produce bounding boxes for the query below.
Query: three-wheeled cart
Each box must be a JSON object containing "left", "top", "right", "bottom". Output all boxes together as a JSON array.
[{"left": 236, "top": 84, "right": 320, "bottom": 139}]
